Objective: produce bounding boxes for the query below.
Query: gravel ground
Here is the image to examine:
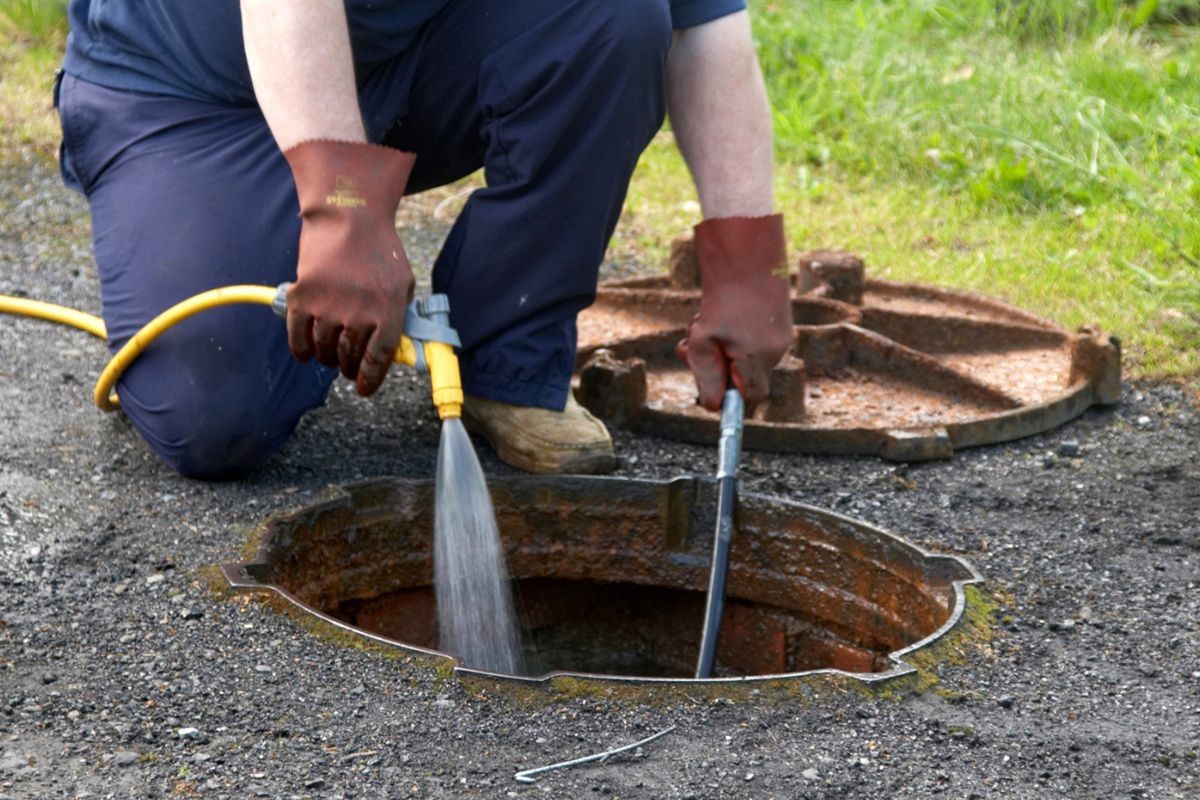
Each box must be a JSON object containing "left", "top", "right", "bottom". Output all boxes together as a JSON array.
[{"left": 1, "top": 154, "right": 1198, "bottom": 799}]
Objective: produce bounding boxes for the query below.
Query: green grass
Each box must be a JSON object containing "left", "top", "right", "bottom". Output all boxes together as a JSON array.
[
  {"left": 0, "top": 40, "right": 62, "bottom": 155},
  {"left": 0, "top": 0, "right": 67, "bottom": 47},
  {"left": 622, "top": 0, "right": 1200, "bottom": 378},
  {"left": 2, "top": 0, "right": 1197, "bottom": 376},
  {"left": 0, "top": 0, "right": 67, "bottom": 156}
]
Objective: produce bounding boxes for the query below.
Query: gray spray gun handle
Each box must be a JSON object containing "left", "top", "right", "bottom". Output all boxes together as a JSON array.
[{"left": 272, "top": 283, "right": 461, "bottom": 373}]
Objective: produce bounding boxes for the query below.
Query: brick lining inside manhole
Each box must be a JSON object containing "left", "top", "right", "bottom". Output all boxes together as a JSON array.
[{"left": 222, "top": 476, "right": 980, "bottom": 683}]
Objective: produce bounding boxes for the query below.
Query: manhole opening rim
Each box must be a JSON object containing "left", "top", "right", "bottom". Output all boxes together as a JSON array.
[{"left": 220, "top": 476, "right": 984, "bottom": 685}]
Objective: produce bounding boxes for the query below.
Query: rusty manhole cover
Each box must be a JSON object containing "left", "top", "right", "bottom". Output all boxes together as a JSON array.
[
  {"left": 221, "top": 476, "right": 980, "bottom": 684},
  {"left": 576, "top": 245, "right": 1121, "bottom": 461}
]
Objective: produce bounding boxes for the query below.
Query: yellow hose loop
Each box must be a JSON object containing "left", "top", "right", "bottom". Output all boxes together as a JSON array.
[
  {"left": 93, "top": 285, "right": 278, "bottom": 411},
  {"left": 0, "top": 295, "right": 107, "bottom": 339},
  {"left": 4, "top": 285, "right": 464, "bottom": 420}
]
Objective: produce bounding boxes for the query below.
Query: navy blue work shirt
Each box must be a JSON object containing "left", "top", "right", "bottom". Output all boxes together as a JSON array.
[{"left": 64, "top": 0, "right": 747, "bottom": 105}]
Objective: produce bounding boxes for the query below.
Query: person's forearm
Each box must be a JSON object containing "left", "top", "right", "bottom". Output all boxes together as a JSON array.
[
  {"left": 241, "top": 0, "right": 365, "bottom": 149},
  {"left": 667, "top": 11, "right": 774, "bottom": 218}
]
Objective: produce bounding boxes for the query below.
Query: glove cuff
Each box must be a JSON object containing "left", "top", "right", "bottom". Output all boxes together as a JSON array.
[
  {"left": 692, "top": 213, "right": 789, "bottom": 289},
  {"left": 284, "top": 140, "right": 416, "bottom": 220}
]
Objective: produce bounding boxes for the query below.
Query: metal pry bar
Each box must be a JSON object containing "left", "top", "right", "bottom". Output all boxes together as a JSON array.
[{"left": 695, "top": 388, "right": 745, "bottom": 678}]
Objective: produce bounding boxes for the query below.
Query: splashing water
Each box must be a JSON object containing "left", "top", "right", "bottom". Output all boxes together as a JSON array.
[{"left": 434, "top": 417, "right": 524, "bottom": 675}]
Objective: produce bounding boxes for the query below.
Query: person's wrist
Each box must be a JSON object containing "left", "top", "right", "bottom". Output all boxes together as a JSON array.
[
  {"left": 284, "top": 140, "right": 415, "bottom": 219},
  {"left": 693, "top": 213, "right": 788, "bottom": 288}
]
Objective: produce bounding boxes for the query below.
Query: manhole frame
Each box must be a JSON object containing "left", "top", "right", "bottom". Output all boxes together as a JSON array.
[
  {"left": 574, "top": 247, "right": 1121, "bottom": 462},
  {"left": 219, "top": 476, "right": 983, "bottom": 687}
]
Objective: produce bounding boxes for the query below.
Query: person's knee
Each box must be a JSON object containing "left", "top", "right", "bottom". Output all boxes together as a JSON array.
[
  {"left": 163, "top": 415, "right": 288, "bottom": 482},
  {"left": 128, "top": 394, "right": 296, "bottom": 481},
  {"left": 112, "top": 321, "right": 330, "bottom": 481}
]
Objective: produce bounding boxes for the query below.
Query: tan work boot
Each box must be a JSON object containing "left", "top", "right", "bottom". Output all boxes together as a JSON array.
[{"left": 461, "top": 393, "right": 616, "bottom": 474}]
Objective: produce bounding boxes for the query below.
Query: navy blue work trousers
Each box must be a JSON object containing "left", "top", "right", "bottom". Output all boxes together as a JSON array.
[{"left": 56, "top": 0, "right": 671, "bottom": 479}]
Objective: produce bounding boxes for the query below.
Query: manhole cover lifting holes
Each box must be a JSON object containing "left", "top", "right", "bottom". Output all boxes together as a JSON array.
[
  {"left": 221, "top": 475, "right": 981, "bottom": 685},
  {"left": 575, "top": 244, "right": 1121, "bottom": 461}
]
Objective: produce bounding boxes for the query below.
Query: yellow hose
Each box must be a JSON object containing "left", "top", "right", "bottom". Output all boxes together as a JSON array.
[
  {"left": 0, "top": 286, "right": 463, "bottom": 419},
  {"left": 92, "top": 285, "right": 278, "bottom": 411},
  {"left": 0, "top": 295, "right": 107, "bottom": 339}
]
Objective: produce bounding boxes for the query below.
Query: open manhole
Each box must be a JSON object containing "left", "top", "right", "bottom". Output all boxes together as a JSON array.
[
  {"left": 221, "top": 476, "right": 980, "bottom": 684},
  {"left": 575, "top": 245, "right": 1121, "bottom": 461}
]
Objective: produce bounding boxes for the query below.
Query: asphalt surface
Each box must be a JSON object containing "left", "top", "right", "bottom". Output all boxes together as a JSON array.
[{"left": 1, "top": 153, "right": 1198, "bottom": 799}]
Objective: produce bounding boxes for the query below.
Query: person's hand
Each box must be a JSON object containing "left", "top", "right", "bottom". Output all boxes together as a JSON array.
[
  {"left": 283, "top": 140, "right": 415, "bottom": 397},
  {"left": 675, "top": 214, "right": 794, "bottom": 411}
]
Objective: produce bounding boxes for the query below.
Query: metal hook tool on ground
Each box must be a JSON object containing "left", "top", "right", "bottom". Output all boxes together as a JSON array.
[{"left": 514, "top": 725, "right": 678, "bottom": 784}]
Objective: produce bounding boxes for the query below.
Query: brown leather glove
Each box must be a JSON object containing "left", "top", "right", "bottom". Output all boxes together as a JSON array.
[
  {"left": 284, "top": 140, "right": 416, "bottom": 397},
  {"left": 675, "top": 214, "right": 794, "bottom": 411}
]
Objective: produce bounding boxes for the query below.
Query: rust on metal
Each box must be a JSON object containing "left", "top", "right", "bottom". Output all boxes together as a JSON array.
[
  {"left": 574, "top": 240, "right": 1121, "bottom": 461},
  {"left": 221, "top": 476, "right": 980, "bottom": 683}
]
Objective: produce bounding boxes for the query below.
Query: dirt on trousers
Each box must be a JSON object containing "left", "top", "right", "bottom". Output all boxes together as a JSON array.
[{"left": 1, "top": 153, "right": 1198, "bottom": 799}]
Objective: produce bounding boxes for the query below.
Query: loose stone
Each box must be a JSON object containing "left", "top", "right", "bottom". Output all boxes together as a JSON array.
[{"left": 1058, "top": 440, "right": 1081, "bottom": 457}]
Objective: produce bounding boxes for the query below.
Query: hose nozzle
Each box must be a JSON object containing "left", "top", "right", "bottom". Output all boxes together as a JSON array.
[
  {"left": 401, "top": 294, "right": 463, "bottom": 420},
  {"left": 273, "top": 285, "right": 464, "bottom": 420}
]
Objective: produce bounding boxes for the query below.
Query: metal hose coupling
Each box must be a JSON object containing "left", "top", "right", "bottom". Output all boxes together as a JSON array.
[{"left": 273, "top": 284, "right": 464, "bottom": 420}]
